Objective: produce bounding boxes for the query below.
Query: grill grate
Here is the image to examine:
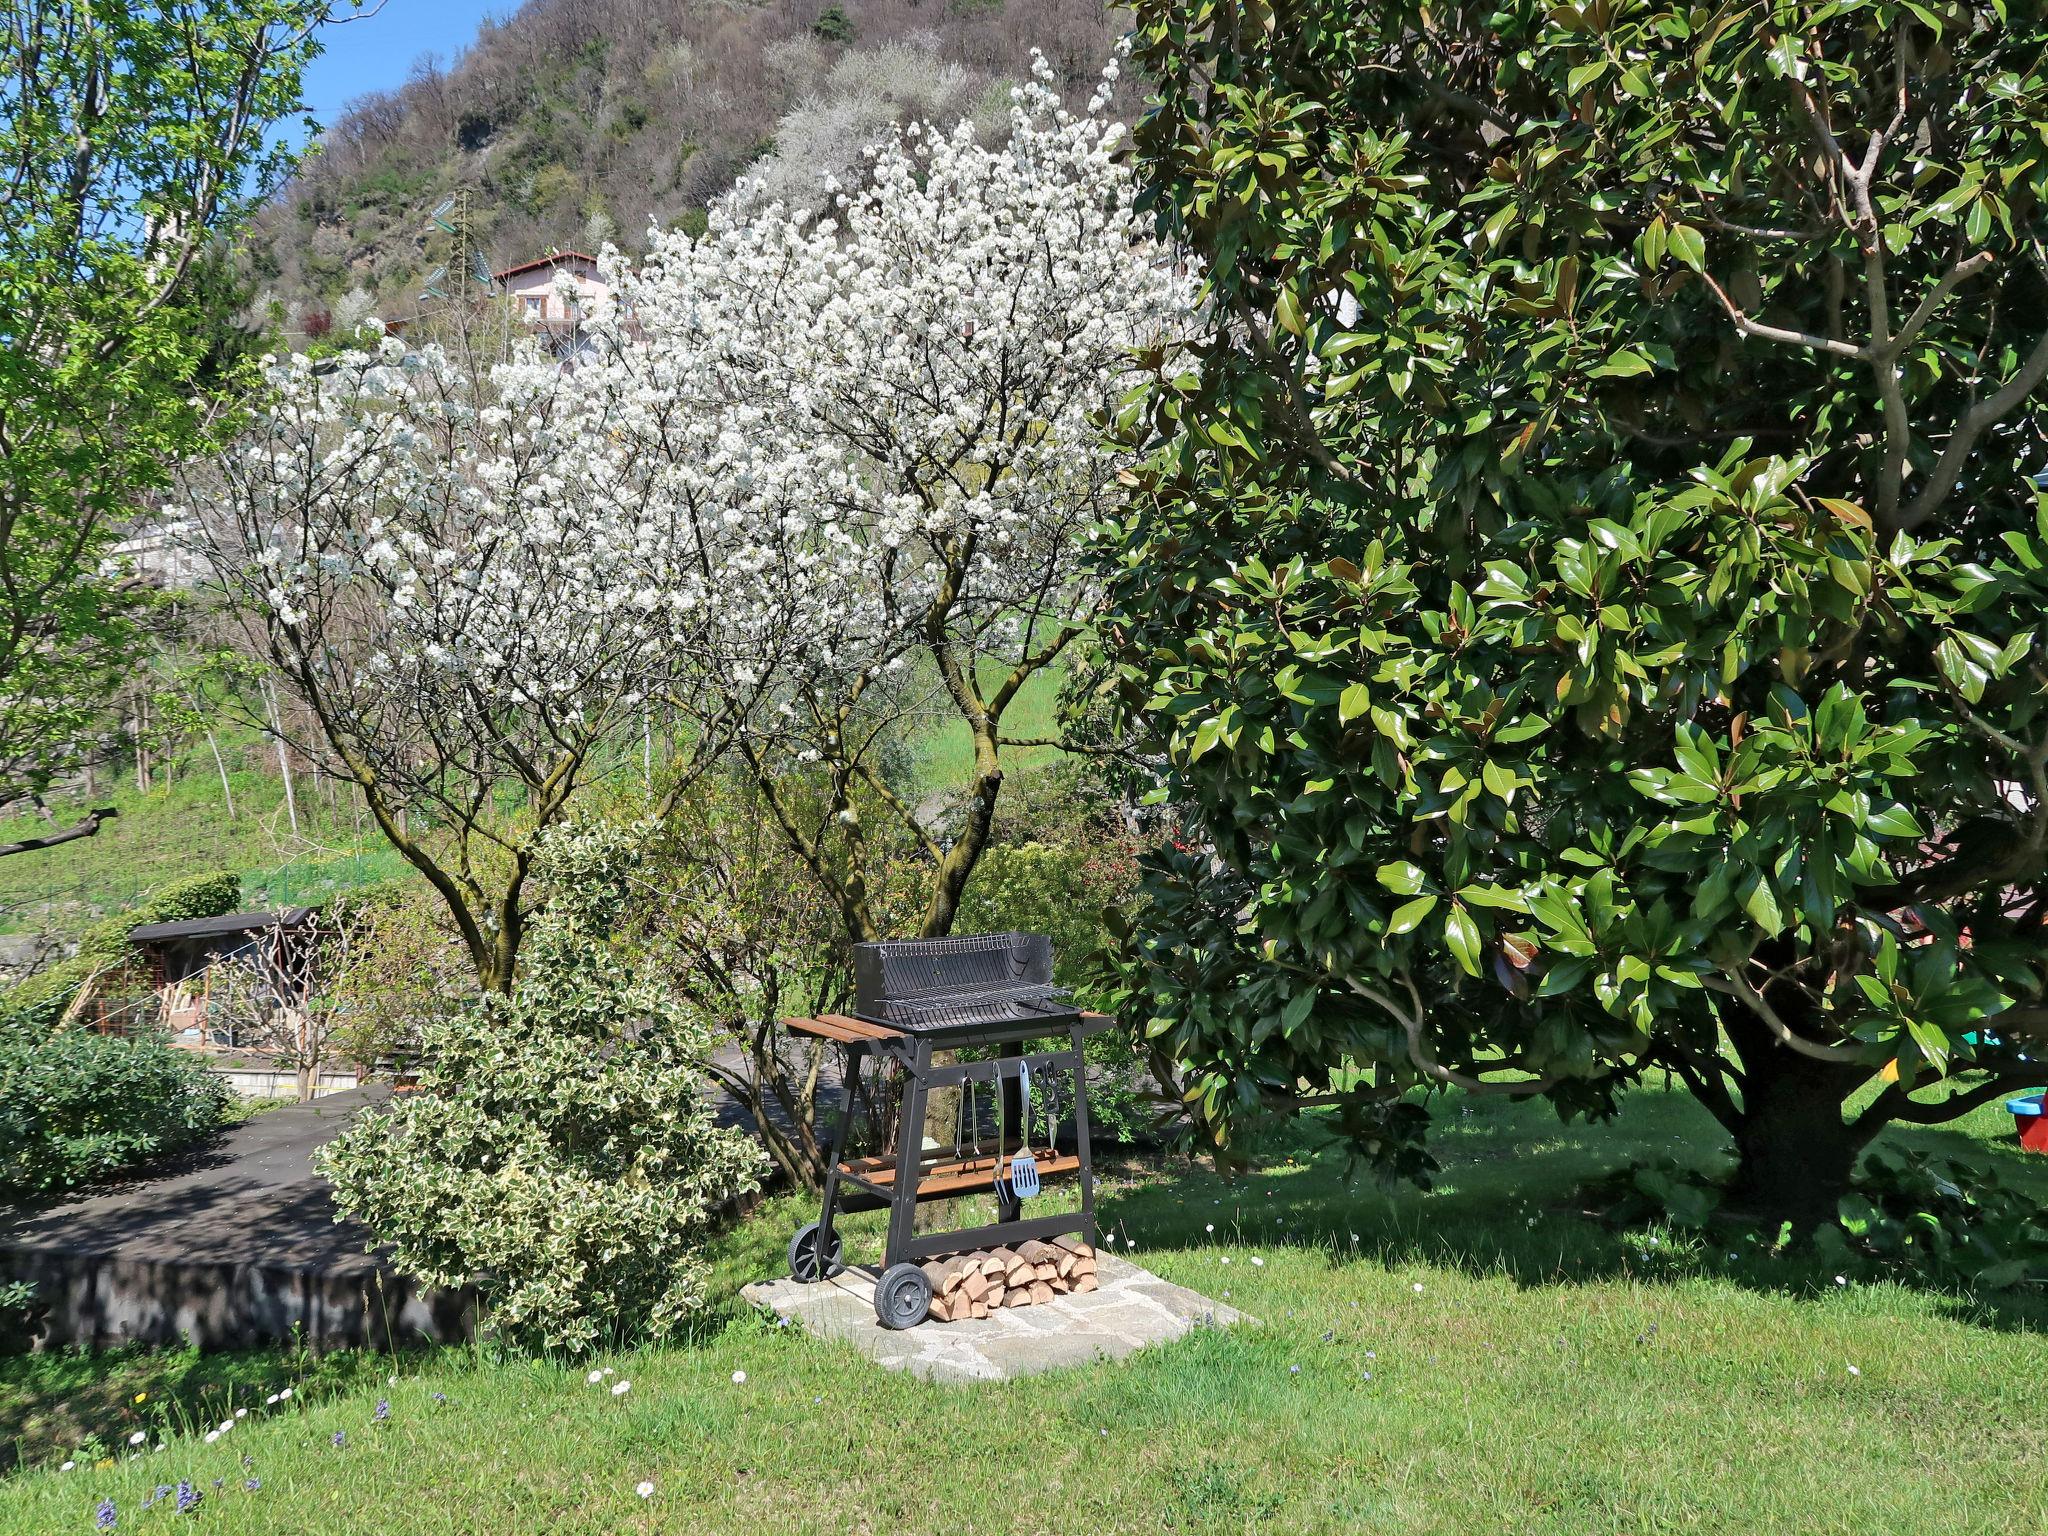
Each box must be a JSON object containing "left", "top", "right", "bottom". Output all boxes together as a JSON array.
[{"left": 852, "top": 932, "right": 1078, "bottom": 1035}]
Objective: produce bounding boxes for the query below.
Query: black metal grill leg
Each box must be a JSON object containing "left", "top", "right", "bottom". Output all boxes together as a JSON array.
[
  {"left": 883, "top": 1039, "right": 930, "bottom": 1271},
  {"left": 1067, "top": 1024, "right": 1099, "bottom": 1247},
  {"left": 815, "top": 1044, "right": 865, "bottom": 1270}
]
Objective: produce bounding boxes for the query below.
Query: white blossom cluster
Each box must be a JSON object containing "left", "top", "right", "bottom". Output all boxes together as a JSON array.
[{"left": 188, "top": 55, "right": 1188, "bottom": 800}]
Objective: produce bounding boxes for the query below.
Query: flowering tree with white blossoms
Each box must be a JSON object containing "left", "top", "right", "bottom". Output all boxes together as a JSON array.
[
  {"left": 595, "top": 52, "right": 1190, "bottom": 944},
  {"left": 187, "top": 55, "right": 1185, "bottom": 997},
  {"left": 184, "top": 339, "right": 761, "bottom": 992}
]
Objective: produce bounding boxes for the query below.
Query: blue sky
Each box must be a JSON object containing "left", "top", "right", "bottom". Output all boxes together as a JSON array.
[{"left": 301, "top": 2, "right": 506, "bottom": 130}]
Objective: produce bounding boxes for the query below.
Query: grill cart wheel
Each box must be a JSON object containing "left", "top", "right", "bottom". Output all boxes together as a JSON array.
[
  {"left": 788, "top": 1221, "right": 846, "bottom": 1282},
  {"left": 874, "top": 1261, "right": 934, "bottom": 1329}
]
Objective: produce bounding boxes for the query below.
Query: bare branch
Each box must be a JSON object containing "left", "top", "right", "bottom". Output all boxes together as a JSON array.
[{"left": 0, "top": 804, "right": 115, "bottom": 858}]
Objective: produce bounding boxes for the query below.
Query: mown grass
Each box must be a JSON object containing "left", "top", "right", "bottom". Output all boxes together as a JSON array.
[
  {"left": 4, "top": 1086, "right": 2045, "bottom": 1534},
  {"left": 907, "top": 660, "right": 1068, "bottom": 793}
]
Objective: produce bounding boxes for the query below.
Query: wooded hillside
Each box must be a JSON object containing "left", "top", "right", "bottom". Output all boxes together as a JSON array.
[{"left": 247, "top": 0, "right": 1131, "bottom": 329}]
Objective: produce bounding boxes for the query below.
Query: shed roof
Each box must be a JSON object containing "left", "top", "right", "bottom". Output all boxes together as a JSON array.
[{"left": 129, "top": 908, "right": 315, "bottom": 944}]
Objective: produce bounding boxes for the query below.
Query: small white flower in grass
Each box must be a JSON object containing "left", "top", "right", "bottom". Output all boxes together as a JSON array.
[
  {"left": 60, "top": 1462, "right": 74, "bottom": 1472},
  {"left": 205, "top": 1432, "right": 220, "bottom": 1444},
  {"left": 129, "top": 1432, "right": 147, "bottom": 1446},
  {"left": 601, "top": 1368, "right": 615, "bottom": 1379},
  {"left": 587, "top": 1370, "right": 604, "bottom": 1385},
  {"left": 1412, "top": 1283, "right": 1425, "bottom": 1294},
  {"left": 636, "top": 1481, "right": 656, "bottom": 1499},
  {"left": 611, "top": 1380, "right": 631, "bottom": 1397},
  {"left": 1847, "top": 1365, "right": 1862, "bottom": 1377},
  {"left": 235, "top": 1409, "right": 247, "bottom": 1419},
  {"left": 265, "top": 1393, "right": 279, "bottom": 1406},
  {"left": 1835, "top": 1275, "right": 1847, "bottom": 1286},
  {"left": 218, "top": 1421, "right": 234, "bottom": 1435},
  {"left": 1288, "top": 1365, "right": 1300, "bottom": 1375},
  {"left": 731, "top": 1370, "right": 747, "bottom": 1385},
  {"left": 1250, "top": 1256, "right": 1264, "bottom": 1268},
  {"left": 1205, "top": 1223, "right": 1214, "bottom": 1234},
  {"left": 279, "top": 1389, "right": 293, "bottom": 1401}
]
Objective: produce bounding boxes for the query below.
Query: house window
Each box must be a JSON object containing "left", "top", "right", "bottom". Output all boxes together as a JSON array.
[{"left": 524, "top": 295, "right": 543, "bottom": 319}]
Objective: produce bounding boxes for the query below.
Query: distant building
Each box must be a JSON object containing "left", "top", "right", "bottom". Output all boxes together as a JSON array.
[
  {"left": 108, "top": 525, "right": 209, "bottom": 591},
  {"left": 492, "top": 250, "right": 608, "bottom": 328}
]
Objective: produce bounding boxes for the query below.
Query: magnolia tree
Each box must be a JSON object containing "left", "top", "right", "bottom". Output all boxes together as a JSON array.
[
  {"left": 188, "top": 57, "right": 1185, "bottom": 997},
  {"left": 1107, "top": 0, "right": 2048, "bottom": 1228}
]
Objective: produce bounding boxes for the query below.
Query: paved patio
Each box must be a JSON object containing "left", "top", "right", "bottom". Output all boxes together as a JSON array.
[
  {"left": 0, "top": 1046, "right": 814, "bottom": 1351},
  {"left": 0, "top": 1087, "right": 474, "bottom": 1351},
  {"left": 743, "top": 1253, "right": 1248, "bottom": 1382}
]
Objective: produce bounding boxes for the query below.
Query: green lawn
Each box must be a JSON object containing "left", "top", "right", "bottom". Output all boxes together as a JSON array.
[
  {"left": 4, "top": 1087, "right": 2045, "bottom": 1534},
  {"left": 907, "top": 659, "right": 1068, "bottom": 794}
]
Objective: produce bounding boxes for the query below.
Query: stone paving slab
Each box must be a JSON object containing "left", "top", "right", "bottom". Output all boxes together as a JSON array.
[{"left": 742, "top": 1253, "right": 1250, "bottom": 1383}]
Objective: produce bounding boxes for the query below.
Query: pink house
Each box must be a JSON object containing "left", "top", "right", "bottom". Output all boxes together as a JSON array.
[{"left": 492, "top": 250, "right": 609, "bottom": 328}]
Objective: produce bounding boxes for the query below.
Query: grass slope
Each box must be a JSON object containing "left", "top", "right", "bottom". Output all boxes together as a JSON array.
[
  {"left": 2, "top": 672, "right": 1064, "bottom": 942},
  {"left": 4, "top": 1088, "right": 2044, "bottom": 1534},
  {"left": 0, "top": 767, "right": 409, "bottom": 937}
]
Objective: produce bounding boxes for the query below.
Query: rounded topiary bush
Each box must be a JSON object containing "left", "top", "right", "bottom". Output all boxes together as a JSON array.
[
  {"left": 0, "top": 1025, "right": 230, "bottom": 1203},
  {"left": 318, "top": 824, "right": 766, "bottom": 1354}
]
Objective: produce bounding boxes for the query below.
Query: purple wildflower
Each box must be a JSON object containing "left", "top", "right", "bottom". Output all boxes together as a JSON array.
[
  {"left": 374, "top": 1399, "right": 390, "bottom": 1423},
  {"left": 174, "top": 1481, "right": 201, "bottom": 1515},
  {"left": 142, "top": 1486, "right": 172, "bottom": 1510},
  {"left": 244, "top": 1479, "right": 261, "bottom": 1492},
  {"left": 331, "top": 1430, "right": 346, "bottom": 1449},
  {"left": 94, "top": 1497, "right": 116, "bottom": 1529},
  {"left": 431, "top": 1392, "right": 447, "bottom": 1404}
]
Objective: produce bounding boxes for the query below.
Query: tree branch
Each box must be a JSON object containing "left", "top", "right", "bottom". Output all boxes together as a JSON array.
[
  {"left": 0, "top": 804, "right": 115, "bottom": 858},
  {"left": 1897, "top": 326, "right": 2048, "bottom": 530}
]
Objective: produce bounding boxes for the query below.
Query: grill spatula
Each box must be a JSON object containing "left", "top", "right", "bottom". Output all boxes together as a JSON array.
[{"left": 1008, "top": 1061, "right": 1041, "bottom": 1200}]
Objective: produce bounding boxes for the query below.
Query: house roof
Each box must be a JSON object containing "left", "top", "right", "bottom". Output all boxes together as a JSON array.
[
  {"left": 129, "top": 908, "right": 315, "bottom": 945},
  {"left": 492, "top": 250, "right": 599, "bottom": 282}
]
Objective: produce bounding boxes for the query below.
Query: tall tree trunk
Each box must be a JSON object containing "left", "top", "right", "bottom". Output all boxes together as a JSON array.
[
  {"left": 204, "top": 728, "right": 236, "bottom": 820},
  {"left": 1722, "top": 1004, "right": 1875, "bottom": 1229},
  {"left": 263, "top": 681, "right": 300, "bottom": 836}
]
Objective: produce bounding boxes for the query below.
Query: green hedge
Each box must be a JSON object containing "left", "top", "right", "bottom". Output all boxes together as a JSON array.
[{"left": 0, "top": 1026, "right": 229, "bottom": 1204}]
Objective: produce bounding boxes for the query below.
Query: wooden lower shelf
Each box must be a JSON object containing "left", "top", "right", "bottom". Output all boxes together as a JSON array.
[{"left": 839, "top": 1150, "right": 1083, "bottom": 1198}]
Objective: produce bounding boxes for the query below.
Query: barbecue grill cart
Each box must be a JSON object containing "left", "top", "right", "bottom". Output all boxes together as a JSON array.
[{"left": 784, "top": 932, "right": 1108, "bottom": 1329}]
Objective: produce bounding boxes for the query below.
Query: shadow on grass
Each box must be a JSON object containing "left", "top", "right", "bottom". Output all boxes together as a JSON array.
[{"left": 1087, "top": 1083, "right": 2048, "bottom": 1334}]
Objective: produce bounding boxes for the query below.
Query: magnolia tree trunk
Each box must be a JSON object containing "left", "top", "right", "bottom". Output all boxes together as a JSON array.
[{"left": 1719, "top": 1008, "right": 1876, "bottom": 1230}]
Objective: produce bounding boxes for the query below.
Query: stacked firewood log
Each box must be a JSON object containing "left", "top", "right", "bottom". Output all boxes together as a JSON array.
[{"left": 919, "top": 1237, "right": 1098, "bottom": 1321}]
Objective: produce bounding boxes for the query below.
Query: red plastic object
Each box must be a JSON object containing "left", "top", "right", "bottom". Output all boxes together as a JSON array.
[{"left": 2010, "top": 1096, "right": 2048, "bottom": 1153}]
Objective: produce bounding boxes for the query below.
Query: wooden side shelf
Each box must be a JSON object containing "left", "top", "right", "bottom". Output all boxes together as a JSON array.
[{"left": 783, "top": 1013, "right": 903, "bottom": 1044}]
